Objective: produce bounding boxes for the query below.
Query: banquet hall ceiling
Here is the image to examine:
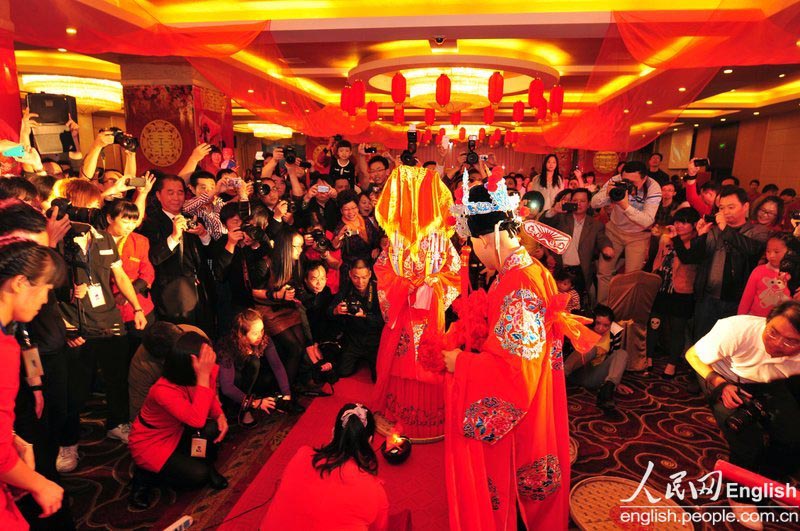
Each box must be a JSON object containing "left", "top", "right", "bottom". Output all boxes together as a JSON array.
[{"left": 11, "top": 0, "right": 800, "bottom": 143}]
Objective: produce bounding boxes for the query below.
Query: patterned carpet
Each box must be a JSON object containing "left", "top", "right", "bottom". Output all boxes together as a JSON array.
[{"left": 65, "top": 359, "right": 798, "bottom": 530}]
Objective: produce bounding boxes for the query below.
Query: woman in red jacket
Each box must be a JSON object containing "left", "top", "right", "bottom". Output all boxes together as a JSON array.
[
  {"left": 0, "top": 236, "right": 66, "bottom": 528},
  {"left": 261, "top": 402, "right": 388, "bottom": 530},
  {"left": 128, "top": 331, "right": 229, "bottom": 508}
]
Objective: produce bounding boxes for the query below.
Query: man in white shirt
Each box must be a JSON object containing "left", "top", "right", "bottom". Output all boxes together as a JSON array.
[{"left": 686, "top": 301, "right": 800, "bottom": 530}]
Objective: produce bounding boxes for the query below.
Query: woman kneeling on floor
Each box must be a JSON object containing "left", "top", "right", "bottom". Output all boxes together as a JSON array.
[
  {"left": 128, "top": 331, "right": 229, "bottom": 508},
  {"left": 261, "top": 402, "right": 388, "bottom": 530}
]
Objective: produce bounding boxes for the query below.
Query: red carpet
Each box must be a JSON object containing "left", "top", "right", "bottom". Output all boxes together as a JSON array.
[{"left": 218, "top": 369, "right": 448, "bottom": 531}]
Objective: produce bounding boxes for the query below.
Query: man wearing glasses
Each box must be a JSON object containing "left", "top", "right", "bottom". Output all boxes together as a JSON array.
[{"left": 686, "top": 301, "right": 800, "bottom": 530}]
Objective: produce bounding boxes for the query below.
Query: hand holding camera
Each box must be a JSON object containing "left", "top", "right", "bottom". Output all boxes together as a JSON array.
[
  {"left": 720, "top": 384, "right": 751, "bottom": 410},
  {"left": 171, "top": 214, "right": 187, "bottom": 240},
  {"left": 272, "top": 147, "right": 284, "bottom": 161}
]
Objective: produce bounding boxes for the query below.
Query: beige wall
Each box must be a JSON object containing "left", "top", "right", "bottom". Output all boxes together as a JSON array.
[{"left": 733, "top": 112, "right": 800, "bottom": 190}]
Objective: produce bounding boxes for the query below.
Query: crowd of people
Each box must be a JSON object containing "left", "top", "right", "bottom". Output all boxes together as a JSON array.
[{"left": 1, "top": 107, "right": 800, "bottom": 530}]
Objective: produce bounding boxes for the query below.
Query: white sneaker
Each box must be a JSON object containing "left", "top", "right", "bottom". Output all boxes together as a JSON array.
[
  {"left": 729, "top": 499, "right": 763, "bottom": 531},
  {"left": 107, "top": 423, "right": 131, "bottom": 444},
  {"left": 56, "top": 445, "right": 79, "bottom": 473}
]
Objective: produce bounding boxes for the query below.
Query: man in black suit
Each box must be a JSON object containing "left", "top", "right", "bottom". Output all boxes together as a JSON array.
[
  {"left": 138, "top": 174, "right": 215, "bottom": 334},
  {"left": 543, "top": 187, "right": 614, "bottom": 306}
]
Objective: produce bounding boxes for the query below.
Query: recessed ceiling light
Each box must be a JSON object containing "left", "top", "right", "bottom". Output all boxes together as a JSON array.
[
  {"left": 304, "top": 109, "right": 310, "bottom": 113},
  {"left": 694, "top": 123, "right": 699, "bottom": 127},
  {"left": 730, "top": 89, "right": 736, "bottom": 92},
  {"left": 280, "top": 101, "right": 287, "bottom": 105},
  {"left": 646, "top": 100, "right": 653, "bottom": 105},
  {"left": 673, "top": 128, "right": 678, "bottom": 131},
  {"left": 753, "top": 111, "right": 760, "bottom": 115},
  {"left": 247, "top": 89, "right": 254, "bottom": 93},
  {"left": 678, "top": 87, "right": 686, "bottom": 92},
  {"left": 720, "top": 118, "right": 727, "bottom": 121},
  {"left": 66, "top": 27, "right": 77, "bottom": 35},
  {"left": 779, "top": 74, "right": 786, "bottom": 78},
  {"left": 723, "top": 68, "right": 733, "bottom": 74},
  {"left": 623, "top": 109, "right": 630, "bottom": 114},
  {"left": 57, "top": 48, "right": 67, "bottom": 53}
]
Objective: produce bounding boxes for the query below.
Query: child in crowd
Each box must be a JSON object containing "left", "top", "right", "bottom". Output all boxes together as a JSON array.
[
  {"left": 555, "top": 268, "right": 581, "bottom": 313},
  {"left": 738, "top": 233, "right": 792, "bottom": 317}
]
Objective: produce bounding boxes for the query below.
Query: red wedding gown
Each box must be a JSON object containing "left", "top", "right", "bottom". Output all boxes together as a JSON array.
[{"left": 444, "top": 247, "right": 598, "bottom": 531}]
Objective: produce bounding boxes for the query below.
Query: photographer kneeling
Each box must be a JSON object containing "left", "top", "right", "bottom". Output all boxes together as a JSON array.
[
  {"left": 686, "top": 301, "right": 800, "bottom": 528},
  {"left": 330, "top": 259, "right": 384, "bottom": 380}
]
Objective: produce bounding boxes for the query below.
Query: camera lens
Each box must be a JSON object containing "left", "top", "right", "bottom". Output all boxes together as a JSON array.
[{"left": 465, "top": 151, "right": 479, "bottom": 165}]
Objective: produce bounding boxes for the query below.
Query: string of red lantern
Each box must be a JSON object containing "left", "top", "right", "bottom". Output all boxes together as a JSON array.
[
  {"left": 512, "top": 101, "right": 525, "bottom": 122},
  {"left": 340, "top": 84, "right": 355, "bottom": 115},
  {"left": 425, "top": 108, "right": 436, "bottom": 126},
  {"left": 351, "top": 79, "right": 366, "bottom": 109},
  {"left": 483, "top": 106, "right": 494, "bottom": 125},
  {"left": 450, "top": 111, "right": 461, "bottom": 126},
  {"left": 392, "top": 73, "right": 406, "bottom": 105},
  {"left": 549, "top": 85, "right": 564, "bottom": 116},
  {"left": 527, "top": 78, "right": 543, "bottom": 108},
  {"left": 478, "top": 127, "right": 486, "bottom": 141},
  {"left": 459, "top": 127, "right": 466, "bottom": 140},
  {"left": 487, "top": 71, "right": 504, "bottom": 105},
  {"left": 436, "top": 74, "right": 451, "bottom": 107},
  {"left": 535, "top": 97, "right": 547, "bottom": 121},
  {"left": 366, "top": 100, "right": 378, "bottom": 122},
  {"left": 394, "top": 105, "right": 404, "bottom": 124}
]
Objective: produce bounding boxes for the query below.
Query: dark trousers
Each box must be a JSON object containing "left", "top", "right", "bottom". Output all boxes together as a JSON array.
[
  {"left": 338, "top": 330, "right": 380, "bottom": 378},
  {"left": 693, "top": 296, "right": 739, "bottom": 342},
  {"left": 135, "top": 422, "right": 220, "bottom": 491},
  {"left": 703, "top": 377, "right": 800, "bottom": 502},
  {"left": 62, "top": 335, "right": 130, "bottom": 445}
]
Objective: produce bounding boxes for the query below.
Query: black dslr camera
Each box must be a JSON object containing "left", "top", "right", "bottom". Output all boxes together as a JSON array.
[
  {"left": 726, "top": 393, "right": 771, "bottom": 432},
  {"left": 283, "top": 146, "right": 297, "bottom": 164},
  {"left": 345, "top": 298, "right": 362, "bottom": 315},
  {"left": 609, "top": 179, "right": 637, "bottom": 202},
  {"left": 465, "top": 135, "right": 479, "bottom": 165},
  {"left": 105, "top": 127, "right": 139, "bottom": 153},
  {"left": 47, "top": 198, "right": 101, "bottom": 233},
  {"left": 400, "top": 126, "right": 418, "bottom": 166},
  {"left": 241, "top": 221, "right": 267, "bottom": 242},
  {"left": 310, "top": 229, "right": 332, "bottom": 251},
  {"left": 253, "top": 176, "right": 271, "bottom": 196}
]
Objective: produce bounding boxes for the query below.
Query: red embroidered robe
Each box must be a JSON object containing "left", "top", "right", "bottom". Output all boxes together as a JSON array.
[
  {"left": 444, "top": 247, "right": 597, "bottom": 530},
  {"left": 371, "top": 233, "right": 460, "bottom": 438}
]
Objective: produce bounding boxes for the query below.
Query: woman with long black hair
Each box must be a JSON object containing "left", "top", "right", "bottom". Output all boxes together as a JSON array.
[
  {"left": 261, "top": 402, "right": 388, "bottom": 530},
  {"left": 526, "top": 153, "right": 565, "bottom": 212},
  {"left": 253, "top": 229, "right": 311, "bottom": 395},
  {"left": 0, "top": 236, "right": 66, "bottom": 527}
]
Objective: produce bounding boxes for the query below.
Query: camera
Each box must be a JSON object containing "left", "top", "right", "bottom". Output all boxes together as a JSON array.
[
  {"left": 252, "top": 150, "right": 265, "bottom": 177},
  {"left": 400, "top": 125, "right": 418, "bottom": 166},
  {"left": 364, "top": 146, "right": 377, "bottom": 154},
  {"left": 345, "top": 298, "right": 362, "bottom": 315},
  {"left": 241, "top": 222, "right": 267, "bottom": 242},
  {"left": 609, "top": 179, "right": 637, "bottom": 202},
  {"left": 333, "top": 134, "right": 343, "bottom": 144},
  {"left": 726, "top": 394, "right": 771, "bottom": 432},
  {"left": 283, "top": 146, "right": 297, "bottom": 164},
  {"left": 253, "top": 176, "right": 271, "bottom": 196},
  {"left": 104, "top": 127, "right": 139, "bottom": 153},
  {"left": 310, "top": 229, "right": 333, "bottom": 251},
  {"left": 47, "top": 198, "right": 101, "bottom": 229},
  {"left": 184, "top": 217, "right": 199, "bottom": 230},
  {"left": 693, "top": 158, "right": 709, "bottom": 167},
  {"left": 465, "top": 135, "right": 479, "bottom": 166},
  {"left": 562, "top": 202, "right": 578, "bottom": 213},
  {"left": 790, "top": 210, "right": 800, "bottom": 226},
  {"left": 299, "top": 160, "right": 312, "bottom": 169},
  {"left": 703, "top": 214, "right": 716, "bottom": 224},
  {"left": 126, "top": 177, "right": 146, "bottom": 187},
  {"left": 433, "top": 36, "right": 445, "bottom": 45}
]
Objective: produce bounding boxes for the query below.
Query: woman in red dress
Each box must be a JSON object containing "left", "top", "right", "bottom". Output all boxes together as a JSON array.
[
  {"left": 261, "top": 403, "right": 388, "bottom": 530},
  {"left": 0, "top": 236, "right": 66, "bottom": 529}
]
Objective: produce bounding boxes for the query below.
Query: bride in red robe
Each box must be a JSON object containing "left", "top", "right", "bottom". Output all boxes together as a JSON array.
[
  {"left": 371, "top": 165, "right": 460, "bottom": 439},
  {"left": 443, "top": 172, "right": 598, "bottom": 530}
]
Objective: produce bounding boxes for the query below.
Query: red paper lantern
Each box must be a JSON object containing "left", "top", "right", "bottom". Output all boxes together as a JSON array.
[
  {"left": 423, "top": 128, "right": 433, "bottom": 144},
  {"left": 438, "top": 127, "right": 446, "bottom": 138},
  {"left": 478, "top": 127, "right": 486, "bottom": 141},
  {"left": 450, "top": 111, "right": 461, "bottom": 126},
  {"left": 340, "top": 84, "right": 354, "bottom": 114},
  {"left": 391, "top": 73, "right": 406, "bottom": 105},
  {"left": 394, "top": 105, "right": 405, "bottom": 124},
  {"left": 491, "top": 128, "right": 502, "bottom": 144},
  {"left": 436, "top": 74, "right": 451, "bottom": 107},
  {"left": 483, "top": 106, "right": 494, "bottom": 125},
  {"left": 351, "top": 79, "right": 366, "bottom": 108},
  {"left": 535, "top": 97, "right": 547, "bottom": 121},
  {"left": 549, "top": 85, "right": 564, "bottom": 115},
  {"left": 512, "top": 101, "right": 525, "bottom": 123},
  {"left": 527, "top": 78, "right": 544, "bottom": 108},
  {"left": 506, "top": 131, "right": 517, "bottom": 144},
  {"left": 458, "top": 127, "right": 466, "bottom": 141},
  {"left": 487, "top": 71, "right": 504, "bottom": 105},
  {"left": 366, "top": 100, "right": 379, "bottom": 122},
  {"left": 425, "top": 108, "right": 436, "bottom": 126}
]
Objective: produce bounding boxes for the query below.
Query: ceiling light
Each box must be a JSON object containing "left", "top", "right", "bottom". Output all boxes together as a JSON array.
[
  {"left": 19, "top": 74, "right": 121, "bottom": 112},
  {"left": 678, "top": 87, "right": 686, "bottom": 92},
  {"left": 245, "top": 123, "right": 294, "bottom": 139},
  {"left": 304, "top": 109, "right": 310, "bottom": 113},
  {"left": 280, "top": 101, "right": 287, "bottom": 105},
  {"left": 57, "top": 48, "right": 67, "bottom": 53},
  {"left": 406, "top": 67, "right": 496, "bottom": 112},
  {"left": 720, "top": 118, "right": 727, "bottom": 121},
  {"left": 779, "top": 74, "right": 786, "bottom": 78},
  {"left": 753, "top": 111, "right": 760, "bottom": 115},
  {"left": 66, "top": 27, "right": 77, "bottom": 35},
  {"left": 623, "top": 109, "right": 630, "bottom": 114},
  {"left": 723, "top": 69, "right": 733, "bottom": 74},
  {"left": 694, "top": 123, "right": 699, "bottom": 127},
  {"left": 646, "top": 100, "right": 653, "bottom": 105},
  {"left": 673, "top": 128, "right": 678, "bottom": 131},
  {"left": 247, "top": 89, "right": 254, "bottom": 93},
  {"left": 730, "top": 89, "right": 736, "bottom": 92}
]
